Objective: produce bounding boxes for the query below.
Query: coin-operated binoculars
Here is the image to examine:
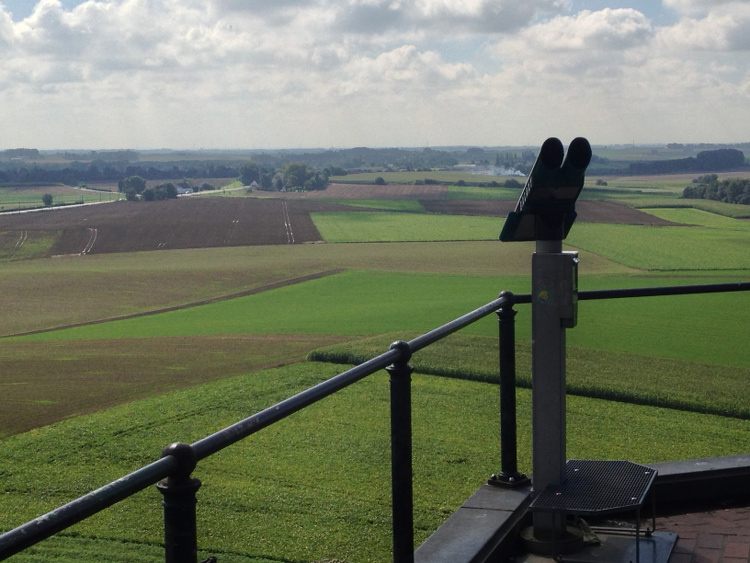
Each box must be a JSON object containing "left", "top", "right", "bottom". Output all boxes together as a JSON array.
[
  {"left": 500, "top": 136, "right": 591, "bottom": 243},
  {"left": 500, "top": 137, "right": 592, "bottom": 549}
]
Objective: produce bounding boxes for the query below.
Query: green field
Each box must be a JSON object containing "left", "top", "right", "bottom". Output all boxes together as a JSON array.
[
  {"left": 330, "top": 170, "right": 515, "bottom": 185},
  {"left": 312, "top": 211, "right": 500, "bottom": 242},
  {"left": 314, "top": 332, "right": 750, "bottom": 418},
  {"left": 643, "top": 207, "right": 750, "bottom": 230},
  {"left": 1, "top": 362, "right": 748, "bottom": 563},
  {"left": 445, "top": 185, "right": 520, "bottom": 200},
  {"left": 567, "top": 223, "right": 750, "bottom": 270},
  {"left": 13, "top": 270, "right": 749, "bottom": 370},
  {"left": 5, "top": 241, "right": 621, "bottom": 337},
  {"left": 0, "top": 186, "right": 121, "bottom": 211},
  {"left": 310, "top": 209, "right": 749, "bottom": 270},
  {"left": 0, "top": 175, "right": 749, "bottom": 562},
  {"left": 329, "top": 199, "right": 427, "bottom": 211}
]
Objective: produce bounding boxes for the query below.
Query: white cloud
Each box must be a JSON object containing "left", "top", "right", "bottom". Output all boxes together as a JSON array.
[
  {"left": 658, "top": 4, "right": 750, "bottom": 51},
  {"left": 341, "top": 45, "right": 477, "bottom": 96},
  {"left": 409, "top": 0, "right": 570, "bottom": 33},
  {"left": 491, "top": 8, "right": 654, "bottom": 84},
  {"left": 508, "top": 9, "right": 653, "bottom": 52},
  {"left": 663, "top": 0, "right": 747, "bottom": 15},
  {"left": 0, "top": 1, "right": 748, "bottom": 148}
]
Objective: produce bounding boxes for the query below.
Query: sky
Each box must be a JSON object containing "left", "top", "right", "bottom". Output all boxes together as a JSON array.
[{"left": 0, "top": 0, "right": 748, "bottom": 150}]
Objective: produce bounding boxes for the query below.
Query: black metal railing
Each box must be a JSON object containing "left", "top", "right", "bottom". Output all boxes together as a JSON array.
[{"left": 0, "top": 282, "right": 748, "bottom": 562}]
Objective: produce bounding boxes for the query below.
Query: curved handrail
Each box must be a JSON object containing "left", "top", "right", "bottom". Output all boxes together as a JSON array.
[{"left": 0, "top": 291, "right": 520, "bottom": 560}]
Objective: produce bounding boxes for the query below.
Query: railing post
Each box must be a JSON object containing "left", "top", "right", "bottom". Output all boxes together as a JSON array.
[
  {"left": 489, "top": 291, "right": 529, "bottom": 488},
  {"left": 157, "top": 442, "right": 201, "bottom": 563},
  {"left": 387, "top": 340, "right": 415, "bottom": 563}
]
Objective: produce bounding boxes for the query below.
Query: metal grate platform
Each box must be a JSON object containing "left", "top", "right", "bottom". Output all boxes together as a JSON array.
[
  {"left": 530, "top": 460, "right": 656, "bottom": 516},
  {"left": 529, "top": 460, "right": 658, "bottom": 563}
]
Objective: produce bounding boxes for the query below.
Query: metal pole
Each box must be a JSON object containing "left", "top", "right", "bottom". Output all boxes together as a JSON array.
[
  {"left": 489, "top": 291, "right": 529, "bottom": 487},
  {"left": 387, "top": 341, "right": 415, "bottom": 563},
  {"left": 531, "top": 240, "right": 569, "bottom": 540},
  {"left": 157, "top": 443, "right": 201, "bottom": 563}
]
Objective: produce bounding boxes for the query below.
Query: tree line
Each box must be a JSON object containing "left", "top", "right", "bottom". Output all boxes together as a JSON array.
[
  {"left": 238, "top": 162, "right": 330, "bottom": 191},
  {"left": 681, "top": 174, "right": 750, "bottom": 205},
  {"left": 118, "top": 176, "right": 182, "bottom": 201},
  {"left": 627, "top": 149, "right": 746, "bottom": 175},
  {"left": 0, "top": 161, "right": 240, "bottom": 186}
]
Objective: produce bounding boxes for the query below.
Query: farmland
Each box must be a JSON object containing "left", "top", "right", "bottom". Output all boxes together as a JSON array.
[{"left": 0, "top": 172, "right": 748, "bottom": 562}]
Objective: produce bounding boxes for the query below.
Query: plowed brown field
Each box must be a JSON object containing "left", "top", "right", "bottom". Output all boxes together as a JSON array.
[
  {"left": 0, "top": 197, "right": 364, "bottom": 255},
  {"left": 420, "top": 199, "right": 680, "bottom": 225},
  {"left": 278, "top": 182, "right": 449, "bottom": 199},
  {"left": 0, "top": 190, "right": 676, "bottom": 258}
]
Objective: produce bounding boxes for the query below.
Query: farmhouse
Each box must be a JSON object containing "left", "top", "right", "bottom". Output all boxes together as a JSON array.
[{"left": 176, "top": 182, "right": 193, "bottom": 195}]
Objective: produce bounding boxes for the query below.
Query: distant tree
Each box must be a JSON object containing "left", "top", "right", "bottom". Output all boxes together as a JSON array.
[
  {"left": 238, "top": 163, "right": 260, "bottom": 186},
  {"left": 305, "top": 171, "right": 328, "bottom": 191},
  {"left": 259, "top": 170, "right": 274, "bottom": 190},
  {"left": 154, "top": 182, "right": 178, "bottom": 199},
  {"left": 142, "top": 188, "right": 155, "bottom": 201},
  {"left": 682, "top": 176, "right": 750, "bottom": 204},
  {"left": 374, "top": 176, "right": 386, "bottom": 185},
  {"left": 324, "top": 166, "right": 348, "bottom": 177},
  {"left": 283, "top": 163, "right": 309, "bottom": 190},
  {"left": 42, "top": 193, "right": 53, "bottom": 206},
  {"left": 696, "top": 149, "right": 745, "bottom": 170},
  {"left": 3, "top": 148, "right": 40, "bottom": 159},
  {"left": 692, "top": 174, "right": 718, "bottom": 184},
  {"left": 200, "top": 182, "right": 215, "bottom": 191},
  {"left": 118, "top": 175, "right": 146, "bottom": 195}
]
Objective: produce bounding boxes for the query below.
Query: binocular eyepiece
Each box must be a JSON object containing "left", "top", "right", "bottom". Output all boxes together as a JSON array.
[{"left": 500, "top": 137, "right": 591, "bottom": 242}]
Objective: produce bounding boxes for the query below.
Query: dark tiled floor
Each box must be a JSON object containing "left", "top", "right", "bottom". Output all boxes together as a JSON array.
[{"left": 656, "top": 505, "right": 750, "bottom": 563}]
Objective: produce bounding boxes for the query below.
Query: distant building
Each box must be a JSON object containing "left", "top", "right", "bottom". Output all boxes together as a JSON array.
[{"left": 176, "top": 182, "right": 193, "bottom": 195}]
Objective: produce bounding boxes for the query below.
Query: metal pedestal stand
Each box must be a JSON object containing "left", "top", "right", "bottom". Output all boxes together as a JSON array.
[{"left": 500, "top": 138, "right": 676, "bottom": 562}]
